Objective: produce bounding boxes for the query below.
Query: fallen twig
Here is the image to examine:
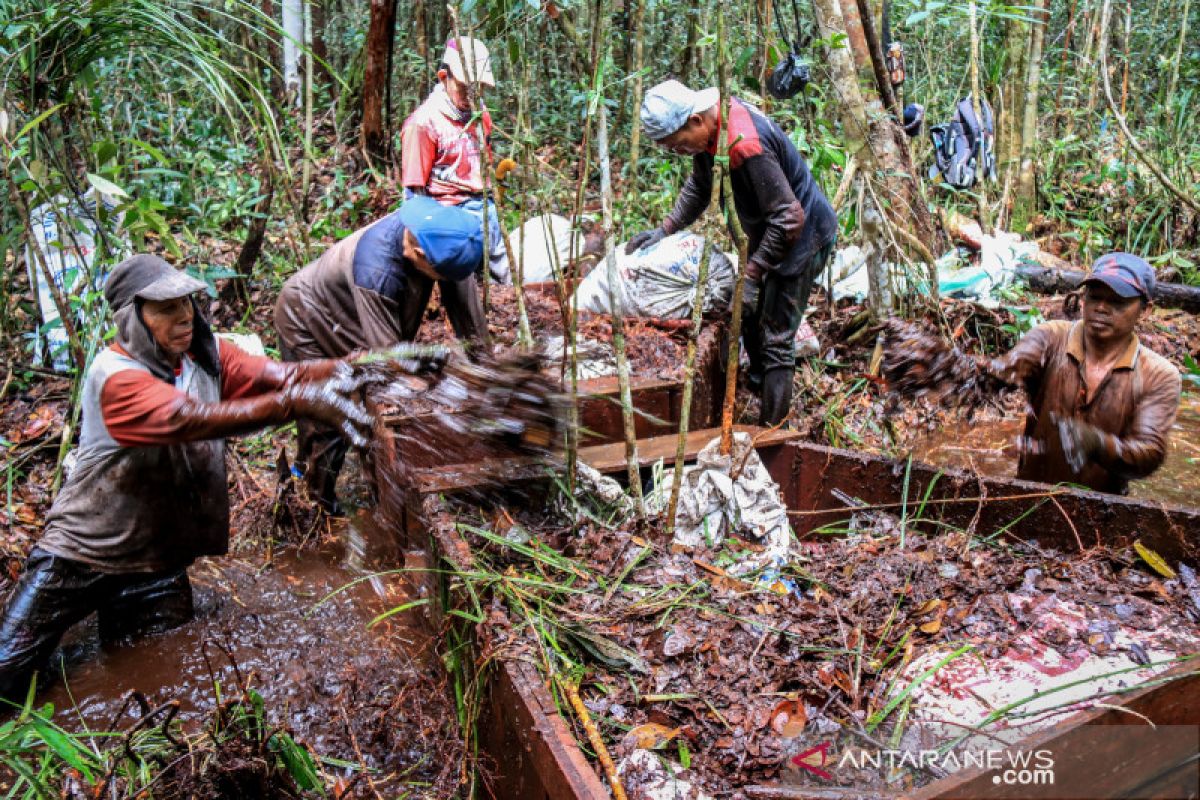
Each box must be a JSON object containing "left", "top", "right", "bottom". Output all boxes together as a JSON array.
[{"left": 560, "top": 678, "right": 629, "bottom": 800}]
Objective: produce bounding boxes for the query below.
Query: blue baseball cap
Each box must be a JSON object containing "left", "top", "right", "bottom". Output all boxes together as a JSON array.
[
  {"left": 1084, "top": 252, "right": 1156, "bottom": 300},
  {"left": 398, "top": 196, "right": 484, "bottom": 281}
]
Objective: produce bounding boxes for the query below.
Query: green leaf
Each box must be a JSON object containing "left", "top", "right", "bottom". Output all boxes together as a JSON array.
[
  {"left": 14, "top": 104, "right": 65, "bottom": 142},
  {"left": 86, "top": 173, "right": 128, "bottom": 199},
  {"left": 906, "top": 10, "right": 930, "bottom": 25},
  {"left": 129, "top": 138, "right": 169, "bottom": 165},
  {"left": 368, "top": 598, "right": 431, "bottom": 628},
  {"left": 30, "top": 716, "right": 96, "bottom": 780}
]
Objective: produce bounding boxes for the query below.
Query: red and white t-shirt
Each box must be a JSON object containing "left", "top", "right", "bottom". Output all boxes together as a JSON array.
[{"left": 400, "top": 85, "right": 493, "bottom": 206}]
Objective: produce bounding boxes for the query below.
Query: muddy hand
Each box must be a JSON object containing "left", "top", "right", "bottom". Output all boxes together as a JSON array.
[
  {"left": 352, "top": 344, "right": 451, "bottom": 380},
  {"left": 286, "top": 380, "right": 374, "bottom": 448},
  {"left": 1053, "top": 413, "right": 1103, "bottom": 474},
  {"left": 624, "top": 227, "right": 667, "bottom": 255}
]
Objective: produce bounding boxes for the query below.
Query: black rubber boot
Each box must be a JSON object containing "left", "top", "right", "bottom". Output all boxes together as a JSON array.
[{"left": 759, "top": 367, "right": 794, "bottom": 427}]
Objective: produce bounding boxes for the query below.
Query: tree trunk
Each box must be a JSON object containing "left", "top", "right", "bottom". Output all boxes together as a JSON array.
[
  {"left": 626, "top": 0, "right": 647, "bottom": 184},
  {"left": 837, "top": 0, "right": 873, "bottom": 73},
  {"left": 361, "top": 0, "right": 398, "bottom": 161},
  {"left": 1165, "top": 0, "right": 1190, "bottom": 117},
  {"left": 679, "top": 0, "right": 701, "bottom": 83},
  {"left": 758, "top": 0, "right": 773, "bottom": 112},
  {"left": 1051, "top": 0, "right": 1078, "bottom": 139},
  {"left": 261, "top": 0, "right": 284, "bottom": 96},
  {"left": 1000, "top": 13, "right": 1028, "bottom": 172},
  {"left": 1012, "top": 0, "right": 1048, "bottom": 233},
  {"left": 813, "top": 0, "right": 943, "bottom": 298},
  {"left": 310, "top": 0, "right": 330, "bottom": 85},
  {"left": 282, "top": 0, "right": 304, "bottom": 99},
  {"left": 414, "top": 0, "right": 428, "bottom": 64},
  {"left": 854, "top": 0, "right": 897, "bottom": 116}
]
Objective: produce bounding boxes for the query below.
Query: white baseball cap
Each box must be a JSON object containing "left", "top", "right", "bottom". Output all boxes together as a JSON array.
[
  {"left": 640, "top": 80, "right": 720, "bottom": 141},
  {"left": 441, "top": 37, "right": 495, "bottom": 87}
]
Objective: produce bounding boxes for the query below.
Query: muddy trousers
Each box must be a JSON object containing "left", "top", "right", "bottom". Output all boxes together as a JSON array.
[
  {"left": 0, "top": 548, "right": 193, "bottom": 702},
  {"left": 742, "top": 242, "right": 834, "bottom": 427},
  {"left": 278, "top": 340, "right": 348, "bottom": 515}
]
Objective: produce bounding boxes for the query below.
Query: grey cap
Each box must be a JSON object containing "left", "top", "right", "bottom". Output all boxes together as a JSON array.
[
  {"left": 105, "top": 254, "right": 208, "bottom": 310},
  {"left": 640, "top": 80, "right": 720, "bottom": 141}
]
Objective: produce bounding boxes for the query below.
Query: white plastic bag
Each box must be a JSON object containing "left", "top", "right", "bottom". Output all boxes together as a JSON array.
[
  {"left": 573, "top": 232, "right": 735, "bottom": 319},
  {"left": 26, "top": 194, "right": 126, "bottom": 371},
  {"left": 509, "top": 214, "right": 583, "bottom": 284}
]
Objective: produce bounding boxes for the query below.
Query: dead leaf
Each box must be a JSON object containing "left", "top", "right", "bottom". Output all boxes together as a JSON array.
[
  {"left": 919, "top": 618, "right": 943, "bottom": 634},
  {"left": 770, "top": 700, "right": 807, "bottom": 738},
  {"left": 1133, "top": 540, "right": 1177, "bottom": 580},
  {"left": 626, "top": 723, "right": 680, "bottom": 750},
  {"left": 914, "top": 598, "right": 944, "bottom": 616},
  {"left": 12, "top": 406, "right": 57, "bottom": 444}
]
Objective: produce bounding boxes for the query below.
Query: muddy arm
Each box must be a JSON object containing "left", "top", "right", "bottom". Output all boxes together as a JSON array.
[{"left": 1091, "top": 368, "right": 1182, "bottom": 479}]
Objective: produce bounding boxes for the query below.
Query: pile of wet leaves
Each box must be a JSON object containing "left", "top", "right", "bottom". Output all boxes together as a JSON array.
[
  {"left": 449, "top": 494, "right": 1200, "bottom": 796},
  {"left": 364, "top": 345, "right": 566, "bottom": 476},
  {"left": 0, "top": 376, "right": 70, "bottom": 590}
]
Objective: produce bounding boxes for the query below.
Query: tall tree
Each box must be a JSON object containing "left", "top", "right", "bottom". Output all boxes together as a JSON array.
[
  {"left": 813, "top": 0, "right": 942, "bottom": 311},
  {"left": 361, "top": 0, "right": 398, "bottom": 162},
  {"left": 1012, "top": 0, "right": 1048, "bottom": 232}
]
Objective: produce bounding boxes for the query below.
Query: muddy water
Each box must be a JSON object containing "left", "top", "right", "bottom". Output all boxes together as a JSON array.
[
  {"left": 35, "top": 518, "right": 453, "bottom": 785},
  {"left": 910, "top": 395, "right": 1200, "bottom": 507}
]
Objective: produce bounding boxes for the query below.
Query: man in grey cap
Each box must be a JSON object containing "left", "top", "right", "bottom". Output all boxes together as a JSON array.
[
  {"left": 0, "top": 254, "right": 371, "bottom": 699},
  {"left": 628, "top": 79, "right": 838, "bottom": 426},
  {"left": 983, "top": 252, "right": 1181, "bottom": 493}
]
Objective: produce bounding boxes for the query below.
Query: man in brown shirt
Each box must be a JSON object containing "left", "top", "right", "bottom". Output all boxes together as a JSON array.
[{"left": 989, "top": 253, "right": 1181, "bottom": 494}]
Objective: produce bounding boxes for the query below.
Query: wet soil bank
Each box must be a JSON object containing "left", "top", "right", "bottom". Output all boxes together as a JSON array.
[{"left": 33, "top": 530, "right": 465, "bottom": 798}]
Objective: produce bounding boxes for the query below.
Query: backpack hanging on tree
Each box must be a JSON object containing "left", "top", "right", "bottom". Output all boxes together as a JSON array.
[{"left": 929, "top": 94, "right": 996, "bottom": 189}]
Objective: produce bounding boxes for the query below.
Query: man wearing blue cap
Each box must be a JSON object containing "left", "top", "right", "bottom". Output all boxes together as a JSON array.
[
  {"left": 628, "top": 79, "right": 838, "bottom": 426},
  {"left": 987, "top": 252, "right": 1181, "bottom": 494},
  {"left": 275, "top": 196, "right": 486, "bottom": 511}
]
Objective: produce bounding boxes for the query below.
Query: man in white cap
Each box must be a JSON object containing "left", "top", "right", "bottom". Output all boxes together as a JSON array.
[
  {"left": 400, "top": 37, "right": 508, "bottom": 281},
  {"left": 629, "top": 79, "right": 839, "bottom": 427}
]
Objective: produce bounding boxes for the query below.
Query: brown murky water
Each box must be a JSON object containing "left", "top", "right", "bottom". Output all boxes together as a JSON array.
[
  {"left": 31, "top": 517, "right": 461, "bottom": 790},
  {"left": 910, "top": 395, "right": 1200, "bottom": 507}
]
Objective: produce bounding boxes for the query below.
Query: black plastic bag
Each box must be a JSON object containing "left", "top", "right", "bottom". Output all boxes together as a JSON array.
[{"left": 767, "top": 52, "right": 811, "bottom": 100}]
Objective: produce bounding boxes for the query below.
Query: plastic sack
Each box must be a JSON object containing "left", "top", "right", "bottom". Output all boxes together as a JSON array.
[
  {"left": 646, "top": 432, "right": 791, "bottom": 577},
  {"left": 767, "top": 52, "right": 811, "bottom": 100},
  {"left": 509, "top": 214, "right": 582, "bottom": 284},
  {"left": 26, "top": 194, "right": 126, "bottom": 371},
  {"left": 573, "top": 232, "right": 735, "bottom": 319}
]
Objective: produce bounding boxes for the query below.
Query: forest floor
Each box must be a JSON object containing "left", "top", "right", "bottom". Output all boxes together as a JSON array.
[{"left": 3, "top": 144, "right": 1200, "bottom": 791}]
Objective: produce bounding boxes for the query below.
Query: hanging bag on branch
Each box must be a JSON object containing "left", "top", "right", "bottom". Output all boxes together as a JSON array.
[{"left": 766, "top": 0, "right": 812, "bottom": 99}]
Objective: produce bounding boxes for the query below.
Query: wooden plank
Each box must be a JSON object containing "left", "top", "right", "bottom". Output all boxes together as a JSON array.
[
  {"left": 409, "top": 426, "right": 804, "bottom": 493},
  {"left": 578, "top": 425, "right": 804, "bottom": 473},
  {"left": 778, "top": 442, "right": 1200, "bottom": 565}
]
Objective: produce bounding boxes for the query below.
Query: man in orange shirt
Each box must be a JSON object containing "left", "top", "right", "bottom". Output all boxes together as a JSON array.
[
  {"left": 400, "top": 37, "right": 508, "bottom": 281},
  {"left": 0, "top": 255, "right": 370, "bottom": 699}
]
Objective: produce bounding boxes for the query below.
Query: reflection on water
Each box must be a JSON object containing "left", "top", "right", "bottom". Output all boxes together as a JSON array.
[{"left": 910, "top": 396, "right": 1200, "bottom": 508}]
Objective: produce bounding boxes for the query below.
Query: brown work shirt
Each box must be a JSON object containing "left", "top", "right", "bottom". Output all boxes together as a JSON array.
[{"left": 990, "top": 320, "right": 1181, "bottom": 494}]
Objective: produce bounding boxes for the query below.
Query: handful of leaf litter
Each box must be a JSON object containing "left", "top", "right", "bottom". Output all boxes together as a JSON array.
[
  {"left": 357, "top": 344, "right": 565, "bottom": 455},
  {"left": 879, "top": 319, "right": 1008, "bottom": 415}
]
